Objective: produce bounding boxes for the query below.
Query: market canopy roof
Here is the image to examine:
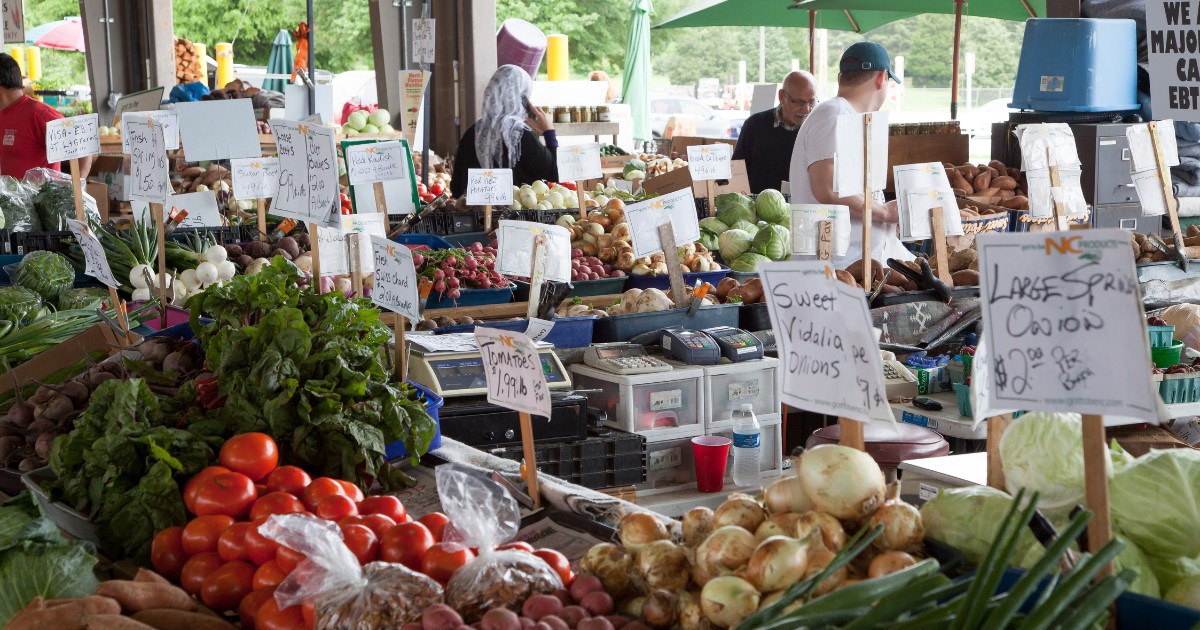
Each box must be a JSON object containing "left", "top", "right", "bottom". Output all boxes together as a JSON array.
[
  {"left": 654, "top": 0, "right": 917, "bottom": 32},
  {"left": 787, "top": 0, "right": 1042, "bottom": 22}
]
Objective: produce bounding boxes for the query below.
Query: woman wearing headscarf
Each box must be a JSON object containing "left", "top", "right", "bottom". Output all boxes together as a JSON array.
[{"left": 450, "top": 65, "right": 558, "bottom": 197}]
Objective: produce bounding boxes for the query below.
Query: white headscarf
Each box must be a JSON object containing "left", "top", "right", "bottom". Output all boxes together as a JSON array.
[{"left": 475, "top": 65, "right": 534, "bottom": 169}]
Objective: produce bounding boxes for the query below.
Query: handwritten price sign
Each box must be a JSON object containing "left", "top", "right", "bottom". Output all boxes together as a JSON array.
[
  {"left": 230, "top": 157, "right": 280, "bottom": 200},
  {"left": 475, "top": 327, "right": 551, "bottom": 418},
  {"left": 370, "top": 235, "right": 420, "bottom": 321},
  {"left": 45, "top": 114, "right": 100, "bottom": 163},
  {"left": 466, "top": 169, "right": 514, "bottom": 206},
  {"left": 977, "top": 229, "right": 1157, "bottom": 423},
  {"left": 686, "top": 144, "right": 732, "bottom": 181},
  {"left": 66, "top": 219, "right": 120, "bottom": 289},
  {"left": 345, "top": 141, "right": 410, "bottom": 186},
  {"left": 270, "top": 119, "right": 340, "bottom": 226},
  {"left": 125, "top": 118, "right": 169, "bottom": 204},
  {"left": 556, "top": 143, "right": 602, "bottom": 183},
  {"left": 412, "top": 18, "right": 436, "bottom": 64},
  {"left": 759, "top": 260, "right": 895, "bottom": 427},
  {"left": 122, "top": 111, "right": 179, "bottom": 152},
  {"left": 623, "top": 188, "right": 701, "bottom": 259}
]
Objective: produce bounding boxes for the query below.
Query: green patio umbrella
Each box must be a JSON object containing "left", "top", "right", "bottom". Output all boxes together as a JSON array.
[
  {"left": 790, "top": 0, "right": 1043, "bottom": 118},
  {"left": 624, "top": 0, "right": 655, "bottom": 142},
  {"left": 654, "top": 0, "right": 915, "bottom": 71},
  {"left": 262, "top": 29, "right": 294, "bottom": 94}
]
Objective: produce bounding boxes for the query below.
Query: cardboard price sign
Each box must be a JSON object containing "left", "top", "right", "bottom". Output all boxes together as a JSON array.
[
  {"left": 270, "top": 119, "right": 340, "bottom": 226},
  {"left": 45, "top": 114, "right": 100, "bottom": 163},
  {"left": 66, "top": 219, "right": 120, "bottom": 289},
  {"left": 556, "top": 143, "right": 603, "bottom": 183},
  {"left": 474, "top": 327, "right": 551, "bottom": 419},
  {"left": 687, "top": 143, "right": 732, "bottom": 181},
  {"left": 412, "top": 18, "right": 436, "bottom": 64},
  {"left": 370, "top": 235, "right": 420, "bottom": 321},
  {"left": 231, "top": 157, "right": 281, "bottom": 200},
  {"left": 316, "top": 213, "right": 389, "bottom": 276},
  {"left": 345, "top": 141, "right": 410, "bottom": 186},
  {"left": 759, "top": 260, "right": 896, "bottom": 427},
  {"left": 977, "top": 230, "right": 1158, "bottom": 423},
  {"left": 496, "top": 221, "right": 571, "bottom": 282},
  {"left": 466, "top": 169, "right": 514, "bottom": 206},
  {"left": 121, "top": 111, "right": 179, "bottom": 152},
  {"left": 125, "top": 118, "right": 169, "bottom": 204},
  {"left": 624, "top": 188, "right": 701, "bottom": 259}
]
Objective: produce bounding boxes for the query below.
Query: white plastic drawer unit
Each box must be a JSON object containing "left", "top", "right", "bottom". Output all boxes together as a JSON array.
[
  {"left": 703, "top": 357, "right": 780, "bottom": 428},
  {"left": 570, "top": 363, "right": 706, "bottom": 440}
]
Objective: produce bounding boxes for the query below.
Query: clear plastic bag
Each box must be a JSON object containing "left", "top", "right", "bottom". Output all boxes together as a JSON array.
[
  {"left": 11, "top": 251, "right": 76, "bottom": 304},
  {"left": 259, "top": 513, "right": 444, "bottom": 629},
  {"left": 0, "top": 175, "right": 39, "bottom": 232},
  {"left": 0, "top": 286, "right": 46, "bottom": 323},
  {"left": 438, "top": 464, "right": 563, "bottom": 622},
  {"left": 24, "top": 167, "right": 101, "bottom": 230}
]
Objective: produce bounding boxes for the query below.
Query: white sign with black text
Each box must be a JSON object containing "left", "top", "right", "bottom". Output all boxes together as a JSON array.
[
  {"left": 230, "top": 157, "right": 281, "bottom": 200},
  {"left": 316, "top": 213, "right": 389, "bottom": 277},
  {"left": 833, "top": 111, "right": 888, "bottom": 195},
  {"left": 412, "top": 18, "right": 436, "bottom": 64},
  {"left": 496, "top": 221, "right": 571, "bottom": 283},
  {"left": 269, "top": 119, "right": 340, "bottom": 226},
  {"left": 345, "top": 141, "right": 410, "bottom": 186},
  {"left": 1148, "top": 2, "right": 1200, "bottom": 121},
  {"left": 66, "top": 219, "right": 120, "bottom": 289},
  {"left": 370, "top": 235, "right": 420, "bottom": 321},
  {"left": 687, "top": 144, "right": 732, "bottom": 181},
  {"left": 45, "top": 114, "right": 100, "bottom": 164},
  {"left": 791, "top": 204, "right": 850, "bottom": 257},
  {"left": 466, "top": 169, "right": 515, "bottom": 206},
  {"left": 556, "top": 143, "right": 603, "bottom": 183},
  {"left": 125, "top": 118, "right": 169, "bottom": 204},
  {"left": 122, "top": 111, "right": 179, "bottom": 152},
  {"left": 474, "top": 327, "right": 552, "bottom": 419},
  {"left": 624, "top": 188, "right": 702, "bottom": 259},
  {"left": 3, "top": 0, "right": 24, "bottom": 44}
]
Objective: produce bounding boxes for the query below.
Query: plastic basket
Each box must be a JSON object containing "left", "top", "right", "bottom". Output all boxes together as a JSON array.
[
  {"left": 1158, "top": 373, "right": 1200, "bottom": 404},
  {"left": 997, "top": 568, "right": 1200, "bottom": 630},
  {"left": 903, "top": 213, "right": 1009, "bottom": 255},
  {"left": 1009, "top": 207, "right": 1092, "bottom": 232},
  {"left": 953, "top": 382, "right": 972, "bottom": 417},
  {"left": 127, "top": 303, "right": 192, "bottom": 331},
  {"left": 1148, "top": 325, "right": 1175, "bottom": 348},
  {"left": 394, "top": 233, "right": 454, "bottom": 250},
  {"left": 592, "top": 303, "right": 740, "bottom": 343},
  {"left": 22, "top": 467, "right": 101, "bottom": 547},
  {"left": 12, "top": 230, "right": 73, "bottom": 255},
  {"left": 739, "top": 302, "right": 771, "bottom": 332},
  {"left": 435, "top": 315, "right": 597, "bottom": 349},
  {"left": 425, "top": 285, "right": 515, "bottom": 310},
  {"left": 1152, "top": 340, "right": 1184, "bottom": 368},
  {"left": 512, "top": 277, "right": 628, "bottom": 302},
  {"left": 626, "top": 266, "right": 731, "bottom": 291},
  {"left": 384, "top": 380, "right": 444, "bottom": 459}
]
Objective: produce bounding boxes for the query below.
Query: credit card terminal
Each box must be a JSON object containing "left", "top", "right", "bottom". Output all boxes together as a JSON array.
[
  {"left": 703, "top": 326, "right": 765, "bottom": 361},
  {"left": 661, "top": 329, "right": 722, "bottom": 365}
]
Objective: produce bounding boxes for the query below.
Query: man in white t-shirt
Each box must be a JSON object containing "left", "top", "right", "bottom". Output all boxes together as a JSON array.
[{"left": 788, "top": 41, "right": 913, "bottom": 268}]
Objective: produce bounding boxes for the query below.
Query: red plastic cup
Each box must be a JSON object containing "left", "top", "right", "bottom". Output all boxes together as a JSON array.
[{"left": 692, "top": 436, "right": 732, "bottom": 493}]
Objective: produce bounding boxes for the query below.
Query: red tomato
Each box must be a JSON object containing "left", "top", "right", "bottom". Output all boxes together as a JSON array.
[
  {"left": 341, "top": 524, "right": 380, "bottom": 565},
  {"left": 314, "top": 495, "right": 357, "bottom": 522},
  {"left": 418, "top": 512, "right": 450, "bottom": 542},
  {"left": 150, "top": 526, "right": 187, "bottom": 579},
  {"left": 251, "top": 492, "right": 306, "bottom": 521},
  {"left": 533, "top": 548, "right": 572, "bottom": 585},
  {"left": 194, "top": 472, "right": 258, "bottom": 519},
  {"left": 358, "top": 514, "right": 397, "bottom": 539},
  {"left": 429, "top": 183, "right": 445, "bottom": 195},
  {"left": 201, "top": 560, "right": 257, "bottom": 612},
  {"left": 256, "top": 597, "right": 308, "bottom": 630},
  {"left": 255, "top": 483, "right": 269, "bottom": 495},
  {"left": 244, "top": 517, "right": 278, "bottom": 566},
  {"left": 336, "top": 480, "right": 364, "bottom": 503},
  {"left": 422, "top": 543, "right": 475, "bottom": 585},
  {"left": 184, "top": 466, "right": 232, "bottom": 514},
  {"left": 379, "top": 521, "right": 434, "bottom": 571},
  {"left": 180, "top": 552, "right": 225, "bottom": 595},
  {"left": 220, "top": 433, "right": 280, "bottom": 482},
  {"left": 182, "top": 515, "right": 236, "bottom": 556},
  {"left": 358, "top": 496, "right": 405, "bottom": 523},
  {"left": 301, "top": 478, "right": 346, "bottom": 511},
  {"left": 417, "top": 183, "right": 428, "bottom": 194},
  {"left": 302, "top": 600, "right": 315, "bottom": 628},
  {"left": 253, "top": 559, "right": 288, "bottom": 590},
  {"left": 265, "top": 466, "right": 312, "bottom": 495},
  {"left": 217, "top": 522, "right": 256, "bottom": 563},
  {"left": 497, "top": 541, "right": 535, "bottom": 553},
  {"left": 276, "top": 545, "right": 308, "bottom": 574},
  {"left": 239, "top": 586, "right": 276, "bottom": 630}
]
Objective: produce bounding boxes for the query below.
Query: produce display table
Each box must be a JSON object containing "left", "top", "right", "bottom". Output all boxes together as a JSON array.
[{"left": 890, "top": 391, "right": 988, "bottom": 449}]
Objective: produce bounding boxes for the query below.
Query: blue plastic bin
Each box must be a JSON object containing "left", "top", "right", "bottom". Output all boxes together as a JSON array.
[
  {"left": 385, "top": 381, "right": 444, "bottom": 459},
  {"left": 1009, "top": 18, "right": 1139, "bottom": 112},
  {"left": 997, "top": 569, "right": 1200, "bottom": 629},
  {"left": 424, "top": 285, "right": 515, "bottom": 310},
  {"left": 394, "top": 233, "right": 455, "bottom": 250},
  {"left": 435, "top": 315, "right": 597, "bottom": 349},
  {"left": 625, "top": 267, "right": 731, "bottom": 291}
]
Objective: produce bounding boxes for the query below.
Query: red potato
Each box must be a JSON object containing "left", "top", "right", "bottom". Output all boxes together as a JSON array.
[
  {"left": 403, "top": 625, "right": 423, "bottom": 630},
  {"left": 558, "top": 606, "right": 587, "bottom": 627},
  {"left": 578, "top": 619, "right": 614, "bottom": 630},
  {"left": 569, "top": 575, "right": 603, "bottom": 604},
  {"left": 422, "top": 604, "right": 464, "bottom": 630},
  {"left": 522, "top": 594, "right": 564, "bottom": 621},
  {"left": 520, "top": 619, "right": 535, "bottom": 629},
  {"left": 540, "top": 615, "right": 570, "bottom": 630},
  {"left": 579, "top": 592, "right": 614, "bottom": 617},
  {"left": 532, "top": 625, "right": 553, "bottom": 630},
  {"left": 551, "top": 590, "right": 572, "bottom": 607},
  {"left": 481, "top": 608, "right": 522, "bottom": 630},
  {"left": 606, "top": 617, "right": 629, "bottom": 629}
]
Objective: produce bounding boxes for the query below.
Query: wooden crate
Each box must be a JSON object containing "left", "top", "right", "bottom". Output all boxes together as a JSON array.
[{"left": 885, "top": 133, "right": 970, "bottom": 192}]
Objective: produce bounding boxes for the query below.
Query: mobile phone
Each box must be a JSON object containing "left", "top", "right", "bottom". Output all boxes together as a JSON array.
[{"left": 521, "top": 95, "right": 536, "bottom": 119}]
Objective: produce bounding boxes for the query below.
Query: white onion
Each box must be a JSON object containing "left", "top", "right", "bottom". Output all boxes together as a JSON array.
[
  {"left": 620, "top": 512, "right": 670, "bottom": 554},
  {"left": 804, "top": 548, "right": 848, "bottom": 596},
  {"left": 216, "top": 260, "right": 237, "bottom": 281},
  {"left": 205, "top": 245, "right": 228, "bottom": 264},
  {"left": 195, "top": 262, "right": 219, "bottom": 285},
  {"left": 700, "top": 576, "right": 760, "bottom": 628},
  {"left": 695, "top": 526, "right": 758, "bottom": 586},
  {"left": 580, "top": 542, "right": 633, "bottom": 598},
  {"left": 798, "top": 444, "right": 885, "bottom": 521},
  {"left": 180, "top": 268, "right": 198, "bottom": 289},
  {"left": 742, "top": 536, "right": 809, "bottom": 592},
  {"left": 620, "top": 596, "right": 646, "bottom": 618},
  {"left": 678, "top": 591, "right": 709, "bottom": 630},
  {"left": 868, "top": 550, "right": 917, "bottom": 579},
  {"left": 867, "top": 500, "right": 925, "bottom": 552},
  {"left": 641, "top": 590, "right": 679, "bottom": 629},
  {"left": 764, "top": 475, "right": 815, "bottom": 515},
  {"left": 635, "top": 540, "right": 692, "bottom": 592},
  {"left": 129, "top": 264, "right": 151, "bottom": 289},
  {"left": 131, "top": 288, "right": 150, "bottom": 301},
  {"left": 713, "top": 494, "right": 766, "bottom": 533},
  {"left": 755, "top": 513, "right": 802, "bottom": 542},
  {"left": 682, "top": 507, "right": 715, "bottom": 548},
  {"left": 794, "top": 511, "right": 847, "bottom": 552}
]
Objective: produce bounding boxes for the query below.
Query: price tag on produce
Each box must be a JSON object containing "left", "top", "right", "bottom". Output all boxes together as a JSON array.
[
  {"left": 496, "top": 221, "right": 570, "bottom": 282},
  {"left": 474, "top": 327, "right": 551, "bottom": 419},
  {"left": 66, "top": 219, "right": 120, "bottom": 289},
  {"left": 121, "top": 111, "right": 179, "bottom": 151},
  {"left": 556, "top": 143, "right": 603, "bottom": 183},
  {"left": 686, "top": 144, "right": 732, "bottom": 181},
  {"left": 231, "top": 157, "right": 280, "bottom": 200},
  {"left": 345, "top": 141, "right": 409, "bottom": 186},
  {"left": 45, "top": 114, "right": 100, "bottom": 163},
  {"left": 466, "top": 169, "right": 514, "bottom": 206},
  {"left": 412, "top": 18, "right": 436, "bottom": 64},
  {"left": 370, "top": 235, "right": 420, "bottom": 321},
  {"left": 125, "top": 117, "right": 169, "bottom": 204},
  {"left": 977, "top": 229, "right": 1159, "bottom": 424},
  {"left": 624, "top": 188, "right": 701, "bottom": 259},
  {"left": 759, "top": 260, "right": 896, "bottom": 427},
  {"left": 316, "top": 213, "right": 388, "bottom": 276},
  {"left": 270, "top": 119, "right": 340, "bottom": 226}
]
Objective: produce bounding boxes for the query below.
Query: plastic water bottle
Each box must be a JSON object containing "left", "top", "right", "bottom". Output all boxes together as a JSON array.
[{"left": 731, "top": 404, "right": 761, "bottom": 487}]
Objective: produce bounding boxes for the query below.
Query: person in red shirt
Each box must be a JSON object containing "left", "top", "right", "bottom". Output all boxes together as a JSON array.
[{"left": 0, "top": 53, "right": 91, "bottom": 179}]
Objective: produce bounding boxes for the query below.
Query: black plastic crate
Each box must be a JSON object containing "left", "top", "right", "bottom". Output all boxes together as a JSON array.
[
  {"left": 0, "top": 229, "right": 12, "bottom": 255},
  {"left": 578, "top": 468, "right": 645, "bottom": 490},
  {"left": 489, "top": 428, "right": 647, "bottom": 490},
  {"left": 12, "top": 230, "right": 73, "bottom": 255},
  {"left": 448, "top": 212, "right": 480, "bottom": 233}
]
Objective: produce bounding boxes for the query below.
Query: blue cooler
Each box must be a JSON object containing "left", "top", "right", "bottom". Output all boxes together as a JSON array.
[
  {"left": 1009, "top": 18, "right": 1139, "bottom": 112},
  {"left": 385, "top": 381, "right": 444, "bottom": 459}
]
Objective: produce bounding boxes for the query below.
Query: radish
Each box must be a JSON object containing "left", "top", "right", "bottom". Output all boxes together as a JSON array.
[
  {"left": 479, "top": 278, "right": 492, "bottom": 288},
  {"left": 434, "top": 280, "right": 447, "bottom": 293},
  {"left": 447, "top": 277, "right": 460, "bottom": 288},
  {"left": 433, "top": 269, "right": 445, "bottom": 281},
  {"left": 412, "top": 253, "right": 425, "bottom": 266},
  {"left": 446, "top": 255, "right": 458, "bottom": 266},
  {"left": 447, "top": 288, "right": 461, "bottom": 299}
]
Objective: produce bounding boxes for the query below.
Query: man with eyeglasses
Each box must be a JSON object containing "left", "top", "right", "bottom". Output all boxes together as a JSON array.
[{"left": 732, "top": 71, "right": 817, "bottom": 194}]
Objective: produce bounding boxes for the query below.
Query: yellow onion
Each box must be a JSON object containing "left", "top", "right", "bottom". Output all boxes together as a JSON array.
[
  {"left": 620, "top": 512, "right": 670, "bottom": 554},
  {"left": 581, "top": 542, "right": 633, "bottom": 597},
  {"left": 695, "top": 526, "right": 758, "bottom": 586},
  {"left": 620, "top": 596, "right": 646, "bottom": 617},
  {"left": 755, "top": 513, "right": 802, "bottom": 541},
  {"left": 798, "top": 445, "right": 885, "bottom": 521},
  {"left": 805, "top": 548, "right": 848, "bottom": 596},
  {"left": 678, "top": 590, "right": 712, "bottom": 630},
  {"left": 867, "top": 500, "right": 924, "bottom": 552},
  {"left": 713, "top": 494, "right": 766, "bottom": 533},
  {"left": 741, "top": 536, "right": 809, "bottom": 592},
  {"left": 682, "top": 507, "right": 715, "bottom": 548},
  {"left": 763, "top": 475, "right": 815, "bottom": 515},
  {"left": 636, "top": 540, "right": 692, "bottom": 592},
  {"left": 794, "top": 511, "right": 847, "bottom": 552},
  {"left": 641, "top": 589, "right": 679, "bottom": 629},
  {"left": 868, "top": 551, "right": 917, "bottom": 578},
  {"left": 700, "top": 576, "right": 760, "bottom": 628}
]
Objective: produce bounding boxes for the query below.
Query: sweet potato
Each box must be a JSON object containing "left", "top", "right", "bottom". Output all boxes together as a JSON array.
[
  {"left": 951, "top": 270, "right": 980, "bottom": 286},
  {"left": 738, "top": 279, "right": 764, "bottom": 304},
  {"left": 948, "top": 170, "right": 972, "bottom": 194},
  {"left": 133, "top": 569, "right": 170, "bottom": 585},
  {"left": 988, "top": 160, "right": 1007, "bottom": 172},
  {"left": 83, "top": 615, "right": 157, "bottom": 630},
  {"left": 5, "top": 597, "right": 119, "bottom": 630},
  {"left": 130, "top": 610, "right": 238, "bottom": 630},
  {"left": 96, "top": 580, "right": 197, "bottom": 613},
  {"left": 978, "top": 187, "right": 1000, "bottom": 198},
  {"left": 877, "top": 284, "right": 902, "bottom": 294},
  {"left": 991, "top": 176, "right": 1018, "bottom": 190},
  {"left": 1000, "top": 196, "right": 1028, "bottom": 210},
  {"left": 834, "top": 269, "right": 859, "bottom": 288},
  {"left": 949, "top": 248, "right": 978, "bottom": 273},
  {"left": 959, "top": 164, "right": 979, "bottom": 180},
  {"left": 972, "top": 171, "right": 992, "bottom": 191},
  {"left": 716, "top": 277, "right": 739, "bottom": 300},
  {"left": 1189, "top": 224, "right": 1200, "bottom": 238},
  {"left": 43, "top": 597, "right": 122, "bottom": 615},
  {"left": 181, "top": 166, "right": 205, "bottom": 178}
]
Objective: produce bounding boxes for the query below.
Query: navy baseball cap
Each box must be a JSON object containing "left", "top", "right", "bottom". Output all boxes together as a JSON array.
[{"left": 840, "top": 41, "right": 900, "bottom": 83}]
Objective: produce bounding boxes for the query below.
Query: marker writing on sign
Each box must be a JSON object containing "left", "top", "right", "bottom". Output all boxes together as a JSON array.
[{"left": 478, "top": 338, "right": 548, "bottom": 407}]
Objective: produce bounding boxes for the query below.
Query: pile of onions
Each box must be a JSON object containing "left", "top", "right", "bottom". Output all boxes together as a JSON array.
[
  {"left": 798, "top": 444, "right": 886, "bottom": 521},
  {"left": 579, "top": 542, "right": 633, "bottom": 598},
  {"left": 741, "top": 536, "right": 809, "bottom": 592},
  {"left": 682, "top": 506, "right": 715, "bottom": 548},
  {"left": 713, "top": 493, "right": 766, "bottom": 532},
  {"left": 700, "top": 576, "right": 760, "bottom": 628},
  {"left": 641, "top": 590, "right": 679, "bottom": 628},
  {"left": 619, "top": 512, "right": 670, "bottom": 553},
  {"left": 764, "top": 474, "right": 815, "bottom": 515},
  {"left": 868, "top": 499, "right": 925, "bottom": 551},
  {"left": 794, "top": 511, "right": 847, "bottom": 552},
  {"left": 635, "top": 540, "right": 691, "bottom": 591},
  {"left": 695, "top": 526, "right": 758, "bottom": 585},
  {"left": 755, "top": 513, "right": 803, "bottom": 541}
]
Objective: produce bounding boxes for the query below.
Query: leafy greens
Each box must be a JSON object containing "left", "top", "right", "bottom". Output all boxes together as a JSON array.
[{"left": 0, "top": 493, "right": 99, "bottom": 626}]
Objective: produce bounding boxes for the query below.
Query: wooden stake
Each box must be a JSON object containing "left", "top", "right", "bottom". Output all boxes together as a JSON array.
[
  {"left": 861, "top": 113, "right": 874, "bottom": 290},
  {"left": 256, "top": 199, "right": 267, "bottom": 242},
  {"left": 308, "top": 222, "right": 323, "bottom": 292},
  {"left": 659, "top": 223, "right": 688, "bottom": 309},
  {"left": 107, "top": 287, "right": 131, "bottom": 343},
  {"left": 372, "top": 181, "right": 388, "bottom": 215},
  {"left": 527, "top": 234, "right": 548, "bottom": 319},
  {"left": 576, "top": 181, "right": 589, "bottom": 223},
  {"left": 839, "top": 418, "right": 865, "bottom": 451},
  {"left": 484, "top": 204, "right": 493, "bottom": 232},
  {"left": 706, "top": 180, "right": 716, "bottom": 218},
  {"left": 69, "top": 158, "right": 86, "bottom": 222},
  {"left": 930, "top": 206, "right": 952, "bottom": 285},
  {"left": 1149, "top": 121, "right": 1183, "bottom": 239},
  {"left": 1047, "top": 147, "right": 1069, "bottom": 232},
  {"left": 153, "top": 203, "right": 168, "bottom": 328},
  {"left": 348, "top": 232, "right": 364, "bottom": 297},
  {"left": 1082, "top": 413, "right": 1113, "bottom": 578},
  {"left": 986, "top": 414, "right": 1013, "bottom": 490},
  {"left": 519, "top": 411, "right": 542, "bottom": 509},
  {"left": 816, "top": 219, "right": 833, "bottom": 261},
  {"left": 395, "top": 315, "right": 407, "bottom": 381}
]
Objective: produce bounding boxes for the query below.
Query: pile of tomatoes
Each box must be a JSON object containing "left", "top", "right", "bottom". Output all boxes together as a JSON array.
[{"left": 148, "top": 432, "right": 575, "bottom": 629}]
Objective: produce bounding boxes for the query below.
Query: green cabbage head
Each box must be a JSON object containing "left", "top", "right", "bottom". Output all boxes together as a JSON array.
[
  {"left": 1113, "top": 538, "right": 1161, "bottom": 598},
  {"left": 1111, "top": 448, "right": 1200, "bottom": 558},
  {"left": 731, "top": 252, "right": 772, "bottom": 272},
  {"left": 699, "top": 229, "right": 720, "bottom": 253},
  {"left": 699, "top": 217, "right": 728, "bottom": 234},
  {"left": 718, "top": 229, "right": 753, "bottom": 261},
  {"left": 1165, "top": 576, "right": 1200, "bottom": 610},
  {"left": 715, "top": 193, "right": 755, "bottom": 226},
  {"left": 755, "top": 189, "right": 788, "bottom": 224},
  {"left": 920, "top": 486, "right": 1040, "bottom": 567},
  {"left": 731, "top": 220, "right": 759, "bottom": 237},
  {"left": 753, "top": 224, "right": 791, "bottom": 261},
  {"left": 1149, "top": 553, "right": 1200, "bottom": 593},
  {"left": 1000, "top": 412, "right": 1101, "bottom": 517}
]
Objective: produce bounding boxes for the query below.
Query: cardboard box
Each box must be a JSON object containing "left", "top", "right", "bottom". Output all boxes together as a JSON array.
[
  {"left": 911, "top": 365, "right": 952, "bottom": 395},
  {"left": 0, "top": 323, "right": 136, "bottom": 395},
  {"left": 85, "top": 181, "right": 109, "bottom": 222},
  {"left": 691, "top": 159, "right": 750, "bottom": 199},
  {"left": 89, "top": 155, "right": 132, "bottom": 201}
]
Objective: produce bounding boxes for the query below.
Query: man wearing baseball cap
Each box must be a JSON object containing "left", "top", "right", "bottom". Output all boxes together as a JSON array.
[{"left": 788, "top": 41, "right": 913, "bottom": 266}]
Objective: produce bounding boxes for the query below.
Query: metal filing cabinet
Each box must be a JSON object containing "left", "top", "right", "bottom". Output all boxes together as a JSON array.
[
  {"left": 1072, "top": 123, "right": 1137, "bottom": 207},
  {"left": 1091, "top": 203, "right": 1153, "bottom": 232}
]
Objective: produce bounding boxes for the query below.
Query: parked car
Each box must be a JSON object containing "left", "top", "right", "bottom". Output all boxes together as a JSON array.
[
  {"left": 959, "top": 98, "right": 1021, "bottom": 138},
  {"left": 650, "top": 96, "right": 743, "bottom": 139}
]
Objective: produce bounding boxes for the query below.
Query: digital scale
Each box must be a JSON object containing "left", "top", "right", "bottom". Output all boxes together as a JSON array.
[{"left": 407, "top": 349, "right": 572, "bottom": 399}]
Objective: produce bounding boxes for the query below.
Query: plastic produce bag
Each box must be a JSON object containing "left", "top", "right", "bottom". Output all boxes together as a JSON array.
[
  {"left": 0, "top": 175, "right": 39, "bottom": 232},
  {"left": 260, "top": 513, "right": 444, "bottom": 629},
  {"left": 438, "top": 464, "right": 562, "bottom": 622},
  {"left": 0, "top": 286, "right": 46, "bottom": 323},
  {"left": 57, "top": 287, "right": 109, "bottom": 311},
  {"left": 25, "top": 168, "right": 101, "bottom": 230},
  {"left": 12, "top": 252, "right": 76, "bottom": 304}
]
